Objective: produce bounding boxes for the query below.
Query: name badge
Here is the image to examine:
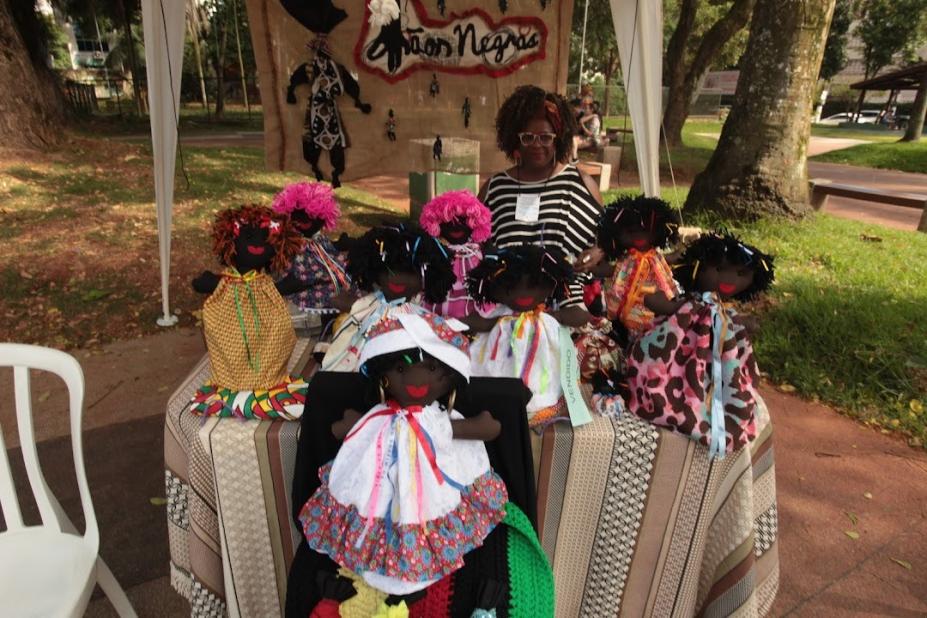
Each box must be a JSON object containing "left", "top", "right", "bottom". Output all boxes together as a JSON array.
[{"left": 515, "top": 193, "right": 541, "bottom": 222}]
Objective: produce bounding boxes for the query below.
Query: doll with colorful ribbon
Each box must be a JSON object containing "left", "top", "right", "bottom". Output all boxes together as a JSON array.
[
  {"left": 321, "top": 223, "right": 455, "bottom": 372},
  {"left": 418, "top": 190, "right": 496, "bottom": 320},
  {"left": 189, "top": 205, "right": 309, "bottom": 420},
  {"left": 272, "top": 182, "right": 353, "bottom": 319},
  {"left": 466, "top": 245, "right": 587, "bottom": 428},
  {"left": 626, "top": 232, "right": 775, "bottom": 457},
  {"left": 300, "top": 311, "right": 507, "bottom": 599},
  {"left": 599, "top": 195, "right": 681, "bottom": 344}
]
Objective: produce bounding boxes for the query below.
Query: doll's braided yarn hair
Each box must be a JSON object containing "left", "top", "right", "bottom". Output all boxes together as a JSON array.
[
  {"left": 346, "top": 222, "right": 455, "bottom": 304},
  {"left": 597, "top": 194, "right": 680, "bottom": 258},
  {"left": 418, "top": 190, "right": 492, "bottom": 243},
  {"left": 674, "top": 231, "right": 775, "bottom": 301},
  {"left": 467, "top": 244, "right": 575, "bottom": 306},
  {"left": 211, "top": 204, "right": 304, "bottom": 272},
  {"left": 271, "top": 181, "right": 340, "bottom": 231}
]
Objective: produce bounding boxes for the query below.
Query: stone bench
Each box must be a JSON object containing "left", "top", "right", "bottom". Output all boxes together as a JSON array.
[{"left": 809, "top": 179, "right": 927, "bottom": 232}]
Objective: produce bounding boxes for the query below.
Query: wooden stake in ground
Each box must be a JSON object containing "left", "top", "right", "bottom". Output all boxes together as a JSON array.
[{"left": 685, "top": 0, "right": 837, "bottom": 220}]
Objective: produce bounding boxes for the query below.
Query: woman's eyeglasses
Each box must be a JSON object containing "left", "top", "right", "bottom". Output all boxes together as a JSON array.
[{"left": 518, "top": 132, "right": 557, "bottom": 146}]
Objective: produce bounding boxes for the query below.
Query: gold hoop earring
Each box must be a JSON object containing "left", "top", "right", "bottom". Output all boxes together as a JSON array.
[
  {"left": 379, "top": 380, "right": 387, "bottom": 404},
  {"left": 447, "top": 389, "right": 456, "bottom": 414}
]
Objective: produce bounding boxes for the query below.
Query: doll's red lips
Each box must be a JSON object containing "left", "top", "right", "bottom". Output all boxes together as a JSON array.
[
  {"left": 718, "top": 283, "right": 736, "bottom": 294},
  {"left": 386, "top": 282, "right": 407, "bottom": 293},
  {"left": 405, "top": 384, "right": 429, "bottom": 398},
  {"left": 632, "top": 239, "right": 648, "bottom": 248},
  {"left": 447, "top": 230, "right": 465, "bottom": 239},
  {"left": 513, "top": 296, "right": 536, "bottom": 308},
  {"left": 246, "top": 245, "right": 265, "bottom": 255}
]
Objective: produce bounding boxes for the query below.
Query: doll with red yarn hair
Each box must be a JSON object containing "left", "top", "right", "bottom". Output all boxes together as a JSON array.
[
  {"left": 189, "top": 204, "right": 308, "bottom": 419},
  {"left": 418, "top": 190, "right": 495, "bottom": 319}
]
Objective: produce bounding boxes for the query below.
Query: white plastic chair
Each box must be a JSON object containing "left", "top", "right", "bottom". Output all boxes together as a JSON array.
[{"left": 0, "top": 343, "right": 136, "bottom": 617}]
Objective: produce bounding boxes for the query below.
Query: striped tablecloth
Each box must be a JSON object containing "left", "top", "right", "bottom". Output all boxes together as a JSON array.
[
  {"left": 536, "top": 398, "right": 779, "bottom": 617},
  {"left": 164, "top": 339, "right": 313, "bottom": 618}
]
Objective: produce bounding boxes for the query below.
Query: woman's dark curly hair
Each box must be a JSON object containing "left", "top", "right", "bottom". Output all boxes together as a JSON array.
[
  {"left": 597, "top": 195, "right": 680, "bottom": 258},
  {"left": 467, "top": 244, "right": 575, "bottom": 306},
  {"left": 346, "top": 222, "right": 455, "bottom": 304},
  {"left": 495, "top": 85, "right": 578, "bottom": 164},
  {"left": 674, "top": 232, "right": 775, "bottom": 302},
  {"left": 212, "top": 204, "right": 303, "bottom": 272},
  {"left": 359, "top": 347, "right": 467, "bottom": 408}
]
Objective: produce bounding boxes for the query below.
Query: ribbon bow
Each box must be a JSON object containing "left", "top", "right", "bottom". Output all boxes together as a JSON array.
[{"left": 702, "top": 291, "right": 729, "bottom": 459}]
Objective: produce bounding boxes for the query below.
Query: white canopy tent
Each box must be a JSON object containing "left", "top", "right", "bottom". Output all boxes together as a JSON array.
[{"left": 140, "top": 0, "right": 663, "bottom": 325}]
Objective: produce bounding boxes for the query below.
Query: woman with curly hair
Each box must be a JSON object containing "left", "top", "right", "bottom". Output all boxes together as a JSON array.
[{"left": 478, "top": 85, "right": 605, "bottom": 328}]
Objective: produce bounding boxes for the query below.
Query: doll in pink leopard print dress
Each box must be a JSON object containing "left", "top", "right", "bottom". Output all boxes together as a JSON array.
[{"left": 626, "top": 232, "right": 775, "bottom": 458}]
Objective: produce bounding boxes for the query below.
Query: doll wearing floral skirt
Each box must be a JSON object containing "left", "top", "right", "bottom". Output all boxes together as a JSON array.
[
  {"left": 321, "top": 223, "right": 455, "bottom": 372},
  {"left": 301, "top": 310, "right": 506, "bottom": 598},
  {"left": 418, "top": 190, "right": 496, "bottom": 320},
  {"left": 626, "top": 232, "right": 775, "bottom": 457},
  {"left": 272, "top": 182, "right": 352, "bottom": 317}
]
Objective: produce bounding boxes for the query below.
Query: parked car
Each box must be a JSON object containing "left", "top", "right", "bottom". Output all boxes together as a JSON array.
[{"left": 818, "top": 111, "right": 880, "bottom": 125}]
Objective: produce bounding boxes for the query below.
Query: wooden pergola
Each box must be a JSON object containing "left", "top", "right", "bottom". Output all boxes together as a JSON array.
[{"left": 850, "top": 62, "right": 927, "bottom": 131}]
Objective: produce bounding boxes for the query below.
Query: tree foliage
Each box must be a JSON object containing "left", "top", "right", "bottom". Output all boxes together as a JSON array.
[
  {"left": 857, "top": 0, "right": 927, "bottom": 78},
  {"left": 568, "top": 0, "right": 621, "bottom": 107},
  {"left": 818, "top": 0, "right": 851, "bottom": 81}
]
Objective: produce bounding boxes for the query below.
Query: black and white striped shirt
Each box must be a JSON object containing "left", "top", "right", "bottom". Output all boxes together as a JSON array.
[{"left": 484, "top": 164, "right": 602, "bottom": 307}]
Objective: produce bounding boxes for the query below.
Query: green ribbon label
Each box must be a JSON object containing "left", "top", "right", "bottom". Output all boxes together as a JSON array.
[{"left": 559, "top": 325, "right": 592, "bottom": 427}]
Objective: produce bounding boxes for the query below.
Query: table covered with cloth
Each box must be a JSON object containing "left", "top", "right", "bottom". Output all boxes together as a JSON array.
[
  {"left": 535, "top": 397, "right": 779, "bottom": 617},
  {"left": 164, "top": 343, "right": 539, "bottom": 618}
]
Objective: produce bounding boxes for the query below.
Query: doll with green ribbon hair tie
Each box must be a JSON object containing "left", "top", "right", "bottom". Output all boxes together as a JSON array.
[{"left": 189, "top": 204, "right": 310, "bottom": 420}]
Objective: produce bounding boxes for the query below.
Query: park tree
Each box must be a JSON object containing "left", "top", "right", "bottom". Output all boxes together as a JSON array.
[
  {"left": 0, "top": 0, "right": 68, "bottom": 149},
  {"left": 818, "top": 0, "right": 851, "bottom": 81},
  {"left": 569, "top": 0, "right": 622, "bottom": 115},
  {"left": 685, "top": 0, "right": 836, "bottom": 220},
  {"left": 857, "top": 0, "right": 927, "bottom": 79},
  {"left": 661, "top": 0, "right": 755, "bottom": 146}
]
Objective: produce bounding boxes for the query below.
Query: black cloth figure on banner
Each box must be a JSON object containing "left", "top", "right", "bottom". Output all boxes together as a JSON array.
[
  {"left": 433, "top": 135, "right": 443, "bottom": 161},
  {"left": 369, "top": 0, "right": 404, "bottom": 74},
  {"left": 286, "top": 371, "right": 537, "bottom": 616},
  {"left": 430, "top": 73, "right": 440, "bottom": 98},
  {"left": 286, "top": 45, "right": 372, "bottom": 188},
  {"left": 462, "top": 97, "right": 472, "bottom": 128},
  {"left": 386, "top": 108, "right": 397, "bottom": 141},
  {"left": 281, "top": 0, "right": 371, "bottom": 188}
]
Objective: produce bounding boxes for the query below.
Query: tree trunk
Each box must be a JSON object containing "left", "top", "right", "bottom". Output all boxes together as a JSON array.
[
  {"left": 188, "top": 1, "right": 210, "bottom": 115},
  {"left": 663, "top": 0, "right": 756, "bottom": 147},
  {"left": 0, "top": 0, "right": 67, "bottom": 149},
  {"left": 662, "top": 0, "right": 700, "bottom": 146},
  {"left": 901, "top": 72, "right": 926, "bottom": 142},
  {"left": 684, "top": 0, "right": 836, "bottom": 220},
  {"left": 115, "top": 0, "right": 144, "bottom": 115},
  {"left": 211, "top": 16, "right": 229, "bottom": 119}
]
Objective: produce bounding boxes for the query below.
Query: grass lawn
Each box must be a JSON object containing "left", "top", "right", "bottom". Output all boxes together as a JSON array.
[
  {"left": 729, "top": 214, "right": 926, "bottom": 445},
  {"left": 811, "top": 139, "right": 927, "bottom": 174},
  {"left": 0, "top": 134, "right": 402, "bottom": 349},
  {"left": 73, "top": 104, "right": 264, "bottom": 137}
]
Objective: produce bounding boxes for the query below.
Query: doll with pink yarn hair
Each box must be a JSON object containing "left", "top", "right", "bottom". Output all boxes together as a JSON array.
[
  {"left": 272, "top": 182, "right": 352, "bottom": 315},
  {"left": 418, "top": 190, "right": 495, "bottom": 319}
]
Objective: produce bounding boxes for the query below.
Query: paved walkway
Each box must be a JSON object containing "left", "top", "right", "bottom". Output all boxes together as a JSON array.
[{"left": 2, "top": 328, "right": 924, "bottom": 616}]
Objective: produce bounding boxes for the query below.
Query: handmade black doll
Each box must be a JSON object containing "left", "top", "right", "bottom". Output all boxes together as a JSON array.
[
  {"left": 272, "top": 182, "right": 351, "bottom": 319},
  {"left": 627, "top": 231, "right": 775, "bottom": 458},
  {"left": 320, "top": 223, "right": 455, "bottom": 372},
  {"left": 418, "top": 190, "right": 495, "bottom": 319},
  {"left": 284, "top": 0, "right": 372, "bottom": 189},
  {"left": 189, "top": 205, "right": 308, "bottom": 419},
  {"left": 466, "top": 245, "right": 581, "bottom": 427},
  {"left": 300, "top": 310, "right": 506, "bottom": 597},
  {"left": 599, "top": 194, "right": 681, "bottom": 341}
]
